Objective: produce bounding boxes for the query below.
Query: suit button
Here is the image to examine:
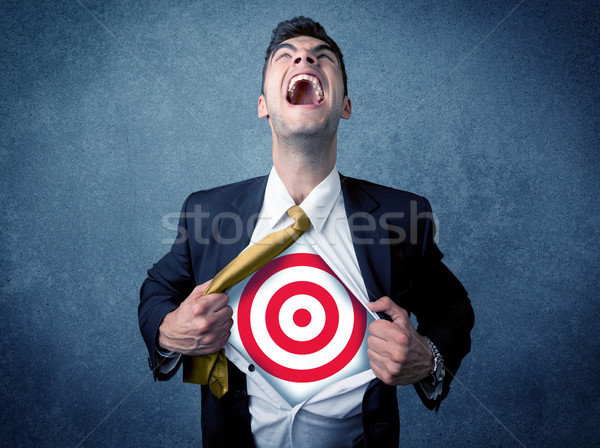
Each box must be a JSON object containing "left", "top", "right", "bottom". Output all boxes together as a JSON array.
[
  {"left": 248, "top": 364, "right": 255, "bottom": 372},
  {"left": 147, "top": 357, "right": 152, "bottom": 369}
]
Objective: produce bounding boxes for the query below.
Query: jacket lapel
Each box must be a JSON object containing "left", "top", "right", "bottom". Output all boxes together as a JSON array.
[
  {"left": 231, "top": 176, "right": 268, "bottom": 223},
  {"left": 340, "top": 175, "right": 391, "bottom": 302},
  {"left": 214, "top": 176, "right": 268, "bottom": 272}
]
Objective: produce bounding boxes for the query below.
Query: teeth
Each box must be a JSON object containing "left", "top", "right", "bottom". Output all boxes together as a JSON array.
[{"left": 287, "top": 74, "right": 324, "bottom": 101}]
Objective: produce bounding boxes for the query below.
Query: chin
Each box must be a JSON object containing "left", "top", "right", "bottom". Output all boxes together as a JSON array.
[
  {"left": 284, "top": 121, "right": 329, "bottom": 138},
  {"left": 289, "top": 112, "right": 339, "bottom": 133}
]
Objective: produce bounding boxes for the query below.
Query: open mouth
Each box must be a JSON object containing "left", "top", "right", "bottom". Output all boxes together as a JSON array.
[{"left": 286, "top": 74, "right": 324, "bottom": 106}]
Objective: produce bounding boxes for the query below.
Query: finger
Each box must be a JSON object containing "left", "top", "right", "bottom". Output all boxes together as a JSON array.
[
  {"left": 209, "top": 292, "right": 230, "bottom": 310},
  {"left": 186, "top": 280, "right": 213, "bottom": 300},
  {"left": 367, "top": 348, "right": 387, "bottom": 369},
  {"left": 200, "top": 330, "right": 231, "bottom": 354},
  {"left": 195, "top": 291, "right": 230, "bottom": 311},
  {"left": 367, "top": 331, "right": 392, "bottom": 356},
  {"left": 367, "top": 320, "right": 390, "bottom": 342},
  {"left": 213, "top": 316, "right": 234, "bottom": 332},
  {"left": 368, "top": 320, "right": 410, "bottom": 344},
  {"left": 369, "top": 360, "right": 396, "bottom": 385},
  {"left": 199, "top": 307, "right": 233, "bottom": 333},
  {"left": 211, "top": 306, "right": 234, "bottom": 326},
  {"left": 189, "top": 293, "right": 229, "bottom": 318},
  {"left": 367, "top": 297, "right": 410, "bottom": 326},
  {"left": 195, "top": 279, "right": 212, "bottom": 293},
  {"left": 367, "top": 347, "right": 401, "bottom": 371},
  {"left": 368, "top": 333, "right": 409, "bottom": 364},
  {"left": 213, "top": 330, "right": 231, "bottom": 351}
]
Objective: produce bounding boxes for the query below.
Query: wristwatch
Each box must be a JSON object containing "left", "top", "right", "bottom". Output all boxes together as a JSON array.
[{"left": 424, "top": 336, "right": 445, "bottom": 386}]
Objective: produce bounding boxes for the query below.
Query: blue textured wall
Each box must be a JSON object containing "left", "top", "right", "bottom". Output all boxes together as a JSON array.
[{"left": 1, "top": 1, "right": 598, "bottom": 446}]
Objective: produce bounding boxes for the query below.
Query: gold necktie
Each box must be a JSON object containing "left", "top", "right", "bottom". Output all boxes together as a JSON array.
[{"left": 183, "top": 205, "right": 311, "bottom": 398}]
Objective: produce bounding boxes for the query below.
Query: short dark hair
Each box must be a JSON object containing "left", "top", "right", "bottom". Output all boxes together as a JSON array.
[{"left": 261, "top": 16, "right": 348, "bottom": 96}]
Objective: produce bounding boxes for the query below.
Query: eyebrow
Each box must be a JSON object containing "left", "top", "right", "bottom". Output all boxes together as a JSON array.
[
  {"left": 312, "top": 44, "right": 334, "bottom": 54},
  {"left": 271, "top": 43, "right": 296, "bottom": 59},
  {"left": 271, "top": 43, "right": 335, "bottom": 60}
]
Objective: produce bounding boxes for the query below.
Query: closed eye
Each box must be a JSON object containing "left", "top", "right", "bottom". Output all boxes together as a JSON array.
[
  {"left": 275, "top": 52, "right": 292, "bottom": 61},
  {"left": 318, "top": 54, "right": 334, "bottom": 62}
]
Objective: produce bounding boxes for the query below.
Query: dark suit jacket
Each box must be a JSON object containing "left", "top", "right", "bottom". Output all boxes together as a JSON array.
[{"left": 139, "top": 174, "right": 474, "bottom": 447}]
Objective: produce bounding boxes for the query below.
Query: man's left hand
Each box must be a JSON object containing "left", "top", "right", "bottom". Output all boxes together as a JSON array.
[{"left": 366, "top": 296, "right": 433, "bottom": 386}]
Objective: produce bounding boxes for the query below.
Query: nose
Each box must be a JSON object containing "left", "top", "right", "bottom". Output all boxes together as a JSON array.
[
  {"left": 293, "top": 49, "right": 316, "bottom": 66},
  {"left": 294, "top": 55, "right": 315, "bottom": 64}
]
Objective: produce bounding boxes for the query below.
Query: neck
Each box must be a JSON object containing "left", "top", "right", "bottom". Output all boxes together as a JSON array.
[{"left": 272, "top": 133, "right": 337, "bottom": 204}]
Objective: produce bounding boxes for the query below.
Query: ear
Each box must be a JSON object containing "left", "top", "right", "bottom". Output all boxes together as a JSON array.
[
  {"left": 340, "top": 96, "right": 351, "bottom": 120},
  {"left": 258, "top": 94, "right": 269, "bottom": 118}
]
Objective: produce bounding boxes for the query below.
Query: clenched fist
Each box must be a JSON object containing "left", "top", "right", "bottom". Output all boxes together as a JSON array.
[
  {"left": 366, "top": 296, "right": 433, "bottom": 386},
  {"left": 157, "top": 280, "right": 233, "bottom": 356}
]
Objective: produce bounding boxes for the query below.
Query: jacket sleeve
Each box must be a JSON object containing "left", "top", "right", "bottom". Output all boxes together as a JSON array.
[
  {"left": 409, "top": 197, "right": 475, "bottom": 410},
  {"left": 138, "top": 195, "right": 196, "bottom": 380}
]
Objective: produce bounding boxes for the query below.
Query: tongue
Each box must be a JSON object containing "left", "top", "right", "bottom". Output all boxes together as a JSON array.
[{"left": 290, "top": 81, "right": 319, "bottom": 105}]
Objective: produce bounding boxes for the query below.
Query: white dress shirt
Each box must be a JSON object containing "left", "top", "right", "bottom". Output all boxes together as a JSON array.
[{"left": 224, "top": 166, "right": 377, "bottom": 448}]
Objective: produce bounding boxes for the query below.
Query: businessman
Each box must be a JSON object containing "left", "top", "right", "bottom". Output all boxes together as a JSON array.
[{"left": 139, "top": 16, "right": 474, "bottom": 447}]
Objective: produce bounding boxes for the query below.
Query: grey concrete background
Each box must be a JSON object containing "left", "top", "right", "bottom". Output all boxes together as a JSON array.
[{"left": 1, "top": 0, "right": 598, "bottom": 446}]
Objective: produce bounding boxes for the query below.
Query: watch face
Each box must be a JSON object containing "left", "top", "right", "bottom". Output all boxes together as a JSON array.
[{"left": 434, "top": 361, "right": 445, "bottom": 383}]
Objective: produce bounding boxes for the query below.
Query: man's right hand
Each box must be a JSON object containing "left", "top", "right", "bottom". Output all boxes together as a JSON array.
[{"left": 157, "top": 280, "right": 233, "bottom": 356}]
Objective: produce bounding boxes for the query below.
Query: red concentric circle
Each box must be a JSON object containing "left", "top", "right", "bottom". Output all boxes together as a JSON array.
[
  {"left": 265, "top": 281, "right": 338, "bottom": 355},
  {"left": 237, "top": 253, "right": 366, "bottom": 382},
  {"left": 293, "top": 309, "right": 311, "bottom": 327}
]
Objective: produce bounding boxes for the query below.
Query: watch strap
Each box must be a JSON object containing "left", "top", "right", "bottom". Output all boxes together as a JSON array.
[{"left": 424, "top": 336, "right": 444, "bottom": 385}]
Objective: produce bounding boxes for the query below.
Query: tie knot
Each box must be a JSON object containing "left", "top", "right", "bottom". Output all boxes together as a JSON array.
[{"left": 287, "top": 205, "right": 311, "bottom": 232}]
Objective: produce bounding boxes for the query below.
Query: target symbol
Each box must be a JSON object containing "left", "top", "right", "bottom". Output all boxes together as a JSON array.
[{"left": 237, "top": 253, "right": 366, "bottom": 382}]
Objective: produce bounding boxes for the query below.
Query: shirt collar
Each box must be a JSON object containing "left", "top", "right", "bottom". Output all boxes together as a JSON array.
[{"left": 263, "top": 165, "right": 341, "bottom": 233}]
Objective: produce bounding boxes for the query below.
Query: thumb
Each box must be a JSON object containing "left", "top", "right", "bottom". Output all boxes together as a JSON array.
[
  {"left": 367, "top": 296, "right": 409, "bottom": 325},
  {"left": 188, "top": 279, "right": 212, "bottom": 298}
]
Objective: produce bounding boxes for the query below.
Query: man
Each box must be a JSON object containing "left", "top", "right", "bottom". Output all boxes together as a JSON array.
[{"left": 139, "top": 16, "right": 474, "bottom": 447}]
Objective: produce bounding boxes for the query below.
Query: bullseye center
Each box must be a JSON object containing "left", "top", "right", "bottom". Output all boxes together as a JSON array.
[{"left": 292, "top": 308, "right": 312, "bottom": 327}]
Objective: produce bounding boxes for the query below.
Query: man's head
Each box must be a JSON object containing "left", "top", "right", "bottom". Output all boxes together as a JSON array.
[
  {"left": 261, "top": 17, "right": 348, "bottom": 97},
  {"left": 258, "top": 17, "right": 351, "bottom": 149}
]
